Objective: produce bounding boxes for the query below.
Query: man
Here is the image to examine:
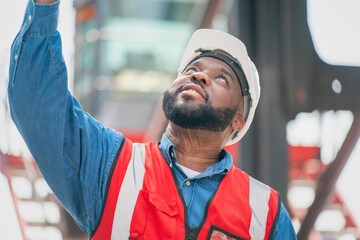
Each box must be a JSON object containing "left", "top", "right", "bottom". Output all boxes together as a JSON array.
[{"left": 9, "top": 0, "right": 296, "bottom": 239}]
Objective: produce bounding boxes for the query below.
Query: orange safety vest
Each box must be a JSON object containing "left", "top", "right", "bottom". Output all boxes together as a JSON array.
[{"left": 91, "top": 139, "right": 280, "bottom": 240}]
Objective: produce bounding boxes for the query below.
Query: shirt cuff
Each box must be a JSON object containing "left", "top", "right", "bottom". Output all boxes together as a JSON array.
[{"left": 25, "top": 0, "right": 60, "bottom": 36}]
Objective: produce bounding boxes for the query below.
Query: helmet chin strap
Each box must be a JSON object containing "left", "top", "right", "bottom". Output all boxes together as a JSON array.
[
  {"left": 227, "top": 94, "right": 250, "bottom": 144},
  {"left": 229, "top": 130, "right": 239, "bottom": 141}
]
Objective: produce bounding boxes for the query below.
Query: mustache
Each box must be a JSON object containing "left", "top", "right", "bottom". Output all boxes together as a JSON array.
[{"left": 174, "top": 81, "right": 210, "bottom": 102}]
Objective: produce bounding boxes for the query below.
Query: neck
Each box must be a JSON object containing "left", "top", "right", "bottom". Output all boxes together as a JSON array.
[{"left": 165, "top": 123, "right": 229, "bottom": 172}]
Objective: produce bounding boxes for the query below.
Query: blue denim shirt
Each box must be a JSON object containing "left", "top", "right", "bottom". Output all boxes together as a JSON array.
[{"left": 8, "top": 1, "right": 296, "bottom": 239}]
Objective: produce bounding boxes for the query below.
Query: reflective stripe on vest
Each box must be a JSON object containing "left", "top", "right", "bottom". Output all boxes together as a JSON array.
[
  {"left": 92, "top": 140, "right": 279, "bottom": 239},
  {"left": 249, "top": 176, "right": 271, "bottom": 240},
  {"left": 111, "top": 143, "right": 146, "bottom": 239}
]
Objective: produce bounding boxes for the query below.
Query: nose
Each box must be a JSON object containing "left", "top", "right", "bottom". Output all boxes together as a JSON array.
[{"left": 190, "top": 71, "right": 210, "bottom": 85}]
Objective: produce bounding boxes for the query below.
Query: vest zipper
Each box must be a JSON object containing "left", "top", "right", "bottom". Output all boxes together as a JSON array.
[
  {"left": 190, "top": 192, "right": 216, "bottom": 239},
  {"left": 170, "top": 169, "right": 218, "bottom": 240},
  {"left": 188, "top": 227, "right": 197, "bottom": 240}
]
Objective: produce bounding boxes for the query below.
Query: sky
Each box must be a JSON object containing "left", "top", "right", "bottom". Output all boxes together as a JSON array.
[
  {"left": 308, "top": 0, "right": 360, "bottom": 67},
  {"left": 0, "top": 0, "right": 360, "bottom": 236}
]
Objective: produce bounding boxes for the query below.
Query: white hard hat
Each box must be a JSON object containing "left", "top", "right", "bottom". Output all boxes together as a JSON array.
[{"left": 178, "top": 29, "right": 261, "bottom": 146}]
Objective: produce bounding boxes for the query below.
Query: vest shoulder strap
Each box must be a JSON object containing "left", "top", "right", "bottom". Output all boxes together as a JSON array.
[
  {"left": 248, "top": 176, "right": 280, "bottom": 240},
  {"left": 91, "top": 140, "right": 148, "bottom": 240}
]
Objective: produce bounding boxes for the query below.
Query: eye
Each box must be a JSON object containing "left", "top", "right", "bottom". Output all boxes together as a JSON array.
[
  {"left": 184, "top": 66, "right": 197, "bottom": 74},
  {"left": 216, "top": 75, "right": 227, "bottom": 82}
]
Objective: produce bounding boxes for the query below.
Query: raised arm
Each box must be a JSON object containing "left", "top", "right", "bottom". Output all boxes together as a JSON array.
[
  {"left": 34, "top": 0, "right": 57, "bottom": 3},
  {"left": 8, "top": 0, "right": 123, "bottom": 235}
]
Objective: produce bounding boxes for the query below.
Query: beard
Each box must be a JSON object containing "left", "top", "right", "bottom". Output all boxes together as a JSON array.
[{"left": 162, "top": 84, "right": 237, "bottom": 132}]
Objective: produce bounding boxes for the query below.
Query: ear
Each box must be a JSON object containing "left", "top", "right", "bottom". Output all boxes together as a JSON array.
[{"left": 231, "top": 113, "right": 245, "bottom": 131}]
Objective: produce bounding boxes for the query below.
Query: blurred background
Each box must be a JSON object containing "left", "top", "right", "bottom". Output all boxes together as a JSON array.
[{"left": 0, "top": 0, "right": 360, "bottom": 239}]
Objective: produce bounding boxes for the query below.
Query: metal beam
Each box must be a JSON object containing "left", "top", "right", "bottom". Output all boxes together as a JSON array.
[
  {"left": 297, "top": 114, "right": 360, "bottom": 240},
  {"left": 199, "top": 0, "right": 222, "bottom": 29},
  {"left": 236, "top": 0, "right": 289, "bottom": 206}
]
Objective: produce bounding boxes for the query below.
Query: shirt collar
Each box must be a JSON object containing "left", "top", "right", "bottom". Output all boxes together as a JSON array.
[{"left": 158, "top": 133, "right": 233, "bottom": 178}]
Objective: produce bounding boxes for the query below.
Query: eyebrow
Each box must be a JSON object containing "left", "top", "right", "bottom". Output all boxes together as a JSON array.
[
  {"left": 186, "top": 60, "right": 235, "bottom": 82},
  {"left": 183, "top": 61, "right": 203, "bottom": 73},
  {"left": 219, "top": 67, "right": 235, "bottom": 82},
  {"left": 190, "top": 61, "right": 203, "bottom": 68}
]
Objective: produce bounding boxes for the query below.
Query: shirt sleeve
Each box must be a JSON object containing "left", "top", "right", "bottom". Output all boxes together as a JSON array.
[
  {"left": 8, "top": 0, "right": 124, "bottom": 235},
  {"left": 272, "top": 203, "right": 297, "bottom": 239}
]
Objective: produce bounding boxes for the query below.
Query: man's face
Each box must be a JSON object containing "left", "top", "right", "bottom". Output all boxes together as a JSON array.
[{"left": 162, "top": 57, "right": 243, "bottom": 132}]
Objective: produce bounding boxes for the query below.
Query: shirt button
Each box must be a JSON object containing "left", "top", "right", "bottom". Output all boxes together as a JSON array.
[
  {"left": 169, "top": 162, "right": 173, "bottom": 168},
  {"left": 170, "top": 152, "right": 174, "bottom": 158},
  {"left": 186, "top": 180, "right": 191, "bottom": 186},
  {"left": 28, "top": 15, "right": 32, "bottom": 21},
  {"left": 14, "top": 54, "right": 18, "bottom": 61}
]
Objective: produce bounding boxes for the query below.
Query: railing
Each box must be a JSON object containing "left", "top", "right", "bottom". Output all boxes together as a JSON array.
[{"left": 0, "top": 153, "right": 86, "bottom": 240}]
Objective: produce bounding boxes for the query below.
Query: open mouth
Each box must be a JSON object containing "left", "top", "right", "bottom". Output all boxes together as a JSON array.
[{"left": 180, "top": 83, "right": 207, "bottom": 100}]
